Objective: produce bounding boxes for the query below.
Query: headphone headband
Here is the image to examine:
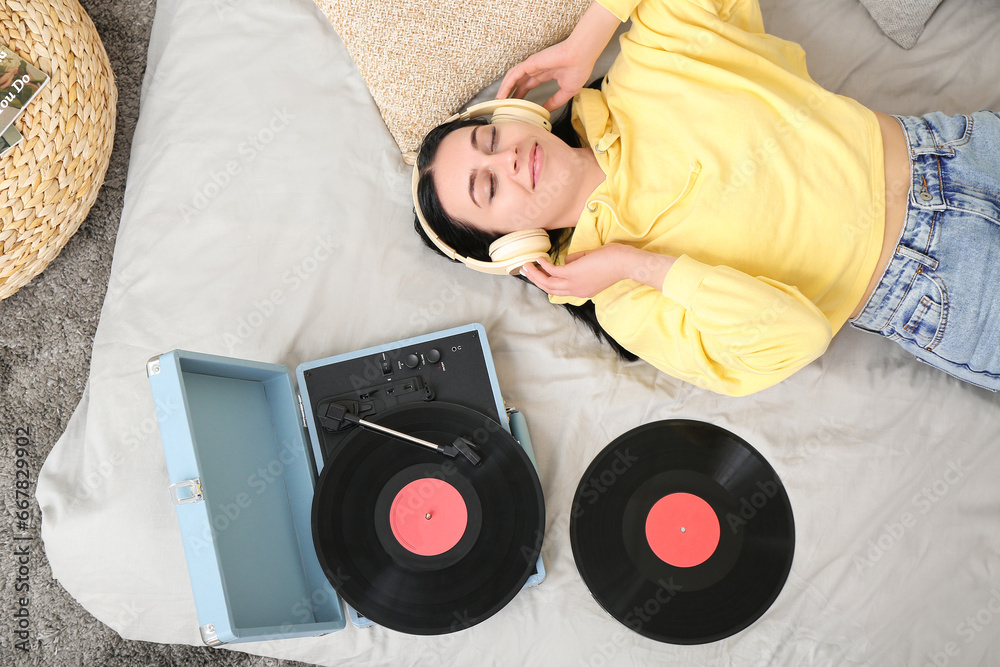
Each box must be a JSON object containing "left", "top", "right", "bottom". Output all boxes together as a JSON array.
[{"left": 411, "top": 99, "right": 553, "bottom": 276}]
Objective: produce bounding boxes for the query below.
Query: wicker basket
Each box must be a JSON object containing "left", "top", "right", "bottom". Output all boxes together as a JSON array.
[{"left": 0, "top": 0, "right": 117, "bottom": 300}]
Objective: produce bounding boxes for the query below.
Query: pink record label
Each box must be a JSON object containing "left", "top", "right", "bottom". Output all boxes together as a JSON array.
[
  {"left": 645, "top": 492, "right": 720, "bottom": 568},
  {"left": 389, "top": 478, "right": 468, "bottom": 556}
]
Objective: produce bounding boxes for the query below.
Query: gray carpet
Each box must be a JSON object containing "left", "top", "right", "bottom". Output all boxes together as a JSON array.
[{"left": 0, "top": 1, "right": 313, "bottom": 665}]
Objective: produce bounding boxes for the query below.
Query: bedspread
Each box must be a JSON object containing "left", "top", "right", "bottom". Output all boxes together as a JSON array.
[{"left": 36, "top": 0, "right": 1000, "bottom": 664}]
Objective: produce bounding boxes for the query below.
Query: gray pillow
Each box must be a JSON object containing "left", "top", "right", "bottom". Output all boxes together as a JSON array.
[{"left": 858, "top": 0, "right": 944, "bottom": 48}]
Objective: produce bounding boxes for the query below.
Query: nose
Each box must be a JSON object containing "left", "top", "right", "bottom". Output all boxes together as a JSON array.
[{"left": 487, "top": 143, "right": 519, "bottom": 179}]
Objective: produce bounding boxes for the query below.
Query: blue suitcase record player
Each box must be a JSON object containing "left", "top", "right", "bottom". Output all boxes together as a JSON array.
[{"left": 147, "top": 323, "right": 546, "bottom": 645}]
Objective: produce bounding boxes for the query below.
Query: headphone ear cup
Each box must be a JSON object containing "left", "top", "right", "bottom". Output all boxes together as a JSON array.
[
  {"left": 490, "top": 104, "right": 552, "bottom": 132},
  {"left": 488, "top": 229, "right": 552, "bottom": 274}
]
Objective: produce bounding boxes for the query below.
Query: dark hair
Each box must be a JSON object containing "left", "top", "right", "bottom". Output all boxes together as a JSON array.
[{"left": 413, "top": 83, "right": 638, "bottom": 363}]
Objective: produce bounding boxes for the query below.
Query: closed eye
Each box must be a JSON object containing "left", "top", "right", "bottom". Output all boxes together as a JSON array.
[
  {"left": 489, "top": 127, "right": 497, "bottom": 199},
  {"left": 469, "top": 126, "right": 498, "bottom": 207}
]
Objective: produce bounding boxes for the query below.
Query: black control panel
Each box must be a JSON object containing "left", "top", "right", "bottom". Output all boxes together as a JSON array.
[{"left": 301, "top": 329, "right": 503, "bottom": 465}]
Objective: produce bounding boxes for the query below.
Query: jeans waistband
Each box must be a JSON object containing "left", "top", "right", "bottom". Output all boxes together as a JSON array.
[
  {"left": 894, "top": 113, "right": 957, "bottom": 210},
  {"left": 850, "top": 115, "right": 948, "bottom": 332}
]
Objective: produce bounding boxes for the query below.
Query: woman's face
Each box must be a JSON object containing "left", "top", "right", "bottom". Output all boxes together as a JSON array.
[{"left": 431, "top": 121, "right": 592, "bottom": 235}]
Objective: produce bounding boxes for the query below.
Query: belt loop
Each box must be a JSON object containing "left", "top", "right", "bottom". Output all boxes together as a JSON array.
[{"left": 896, "top": 245, "right": 938, "bottom": 271}]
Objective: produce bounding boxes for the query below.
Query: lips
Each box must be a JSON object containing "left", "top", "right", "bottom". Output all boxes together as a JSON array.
[{"left": 531, "top": 143, "right": 541, "bottom": 190}]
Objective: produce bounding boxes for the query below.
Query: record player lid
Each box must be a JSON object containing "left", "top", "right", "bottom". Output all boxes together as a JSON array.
[{"left": 148, "top": 350, "right": 347, "bottom": 645}]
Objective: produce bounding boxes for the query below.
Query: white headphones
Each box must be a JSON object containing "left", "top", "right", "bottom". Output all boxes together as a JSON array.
[{"left": 410, "top": 98, "right": 555, "bottom": 276}]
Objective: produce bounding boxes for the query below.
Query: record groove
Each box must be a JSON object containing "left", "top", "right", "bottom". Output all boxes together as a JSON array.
[
  {"left": 312, "top": 402, "right": 544, "bottom": 635},
  {"left": 570, "top": 420, "right": 794, "bottom": 644}
]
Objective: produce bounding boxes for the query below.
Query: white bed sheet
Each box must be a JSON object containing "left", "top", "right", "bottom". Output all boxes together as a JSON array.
[{"left": 36, "top": 0, "right": 1000, "bottom": 665}]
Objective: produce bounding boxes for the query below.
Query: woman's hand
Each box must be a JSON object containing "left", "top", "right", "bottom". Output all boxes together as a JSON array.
[
  {"left": 522, "top": 244, "right": 677, "bottom": 298},
  {"left": 497, "top": 40, "right": 596, "bottom": 112},
  {"left": 521, "top": 244, "right": 629, "bottom": 298},
  {"left": 496, "top": 2, "right": 621, "bottom": 112}
]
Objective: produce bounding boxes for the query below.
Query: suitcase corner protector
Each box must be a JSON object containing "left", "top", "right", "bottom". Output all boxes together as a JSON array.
[{"left": 200, "top": 623, "right": 225, "bottom": 646}]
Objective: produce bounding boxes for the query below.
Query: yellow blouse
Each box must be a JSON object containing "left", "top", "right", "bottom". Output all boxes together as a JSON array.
[{"left": 551, "top": 0, "right": 886, "bottom": 396}]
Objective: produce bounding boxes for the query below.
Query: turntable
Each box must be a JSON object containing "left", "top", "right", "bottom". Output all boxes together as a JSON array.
[{"left": 147, "top": 324, "right": 546, "bottom": 645}]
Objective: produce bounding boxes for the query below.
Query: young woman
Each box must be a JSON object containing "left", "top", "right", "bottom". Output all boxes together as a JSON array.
[{"left": 413, "top": 0, "right": 1000, "bottom": 397}]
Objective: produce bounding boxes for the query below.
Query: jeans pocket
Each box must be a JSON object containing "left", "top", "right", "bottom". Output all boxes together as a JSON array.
[{"left": 901, "top": 294, "right": 944, "bottom": 349}]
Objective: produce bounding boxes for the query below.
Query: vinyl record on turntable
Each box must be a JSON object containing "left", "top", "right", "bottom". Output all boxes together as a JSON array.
[
  {"left": 311, "top": 402, "right": 544, "bottom": 635},
  {"left": 570, "top": 420, "right": 794, "bottom": 645}
]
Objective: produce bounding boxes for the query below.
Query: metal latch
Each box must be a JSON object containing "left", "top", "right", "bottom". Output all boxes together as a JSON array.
[
  {"left": 168, "top": 478, "right": 204, "bottom": 505},
  {"left": 200, "top": 623, "right": 223, "bottom": 646}
]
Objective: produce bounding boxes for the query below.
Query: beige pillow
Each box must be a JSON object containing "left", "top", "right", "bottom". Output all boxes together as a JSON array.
[{"left": 314, "top": 0, "right": 592, "bottom": 156}]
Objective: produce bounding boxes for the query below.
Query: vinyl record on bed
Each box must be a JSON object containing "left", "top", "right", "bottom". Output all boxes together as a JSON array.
[
  {"left": 311, "top": 402, "right": 544, "bottom": 635},
  {"left": 570, "top": 420, "right": 794, "bottom": 645}
]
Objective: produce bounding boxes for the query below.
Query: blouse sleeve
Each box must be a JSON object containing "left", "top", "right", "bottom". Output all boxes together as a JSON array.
[
  {"left": 596, "top": 0, "right": 765, "bottom": 34},
  {"left": 593, "top": 255, "right": 833, "bottom": 396}
]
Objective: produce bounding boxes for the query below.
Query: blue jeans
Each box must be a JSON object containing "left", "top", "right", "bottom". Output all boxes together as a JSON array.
[{"left": 850, "top": 111, "right": 1000, "bottom": 390}]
